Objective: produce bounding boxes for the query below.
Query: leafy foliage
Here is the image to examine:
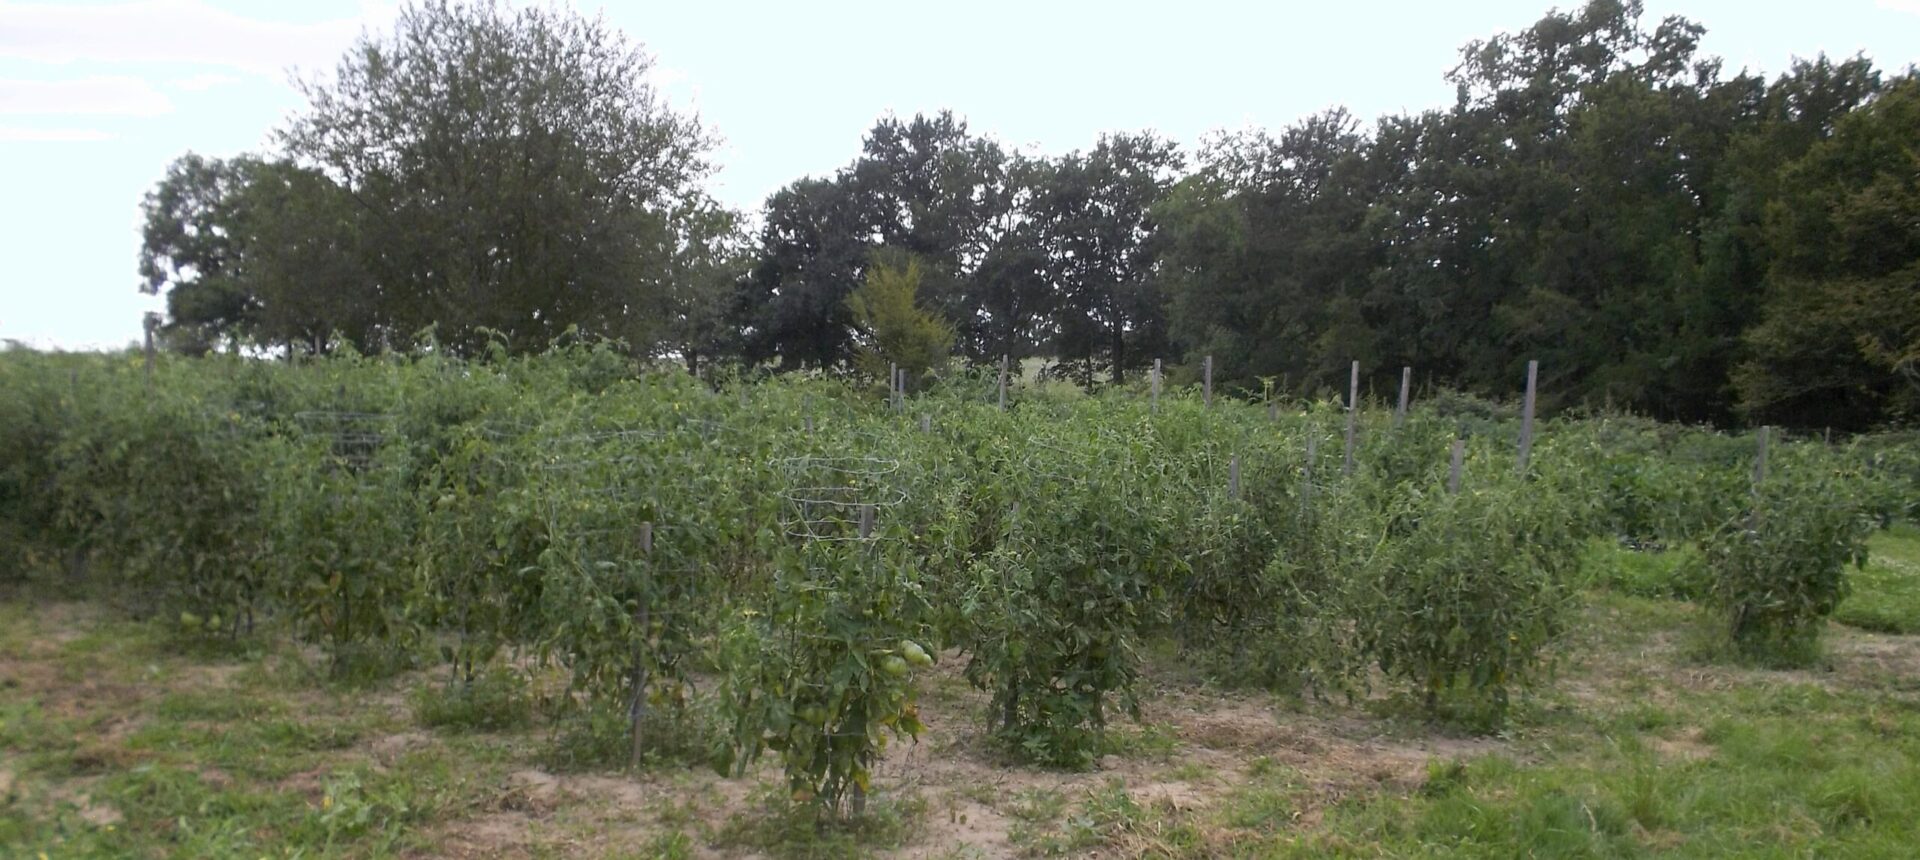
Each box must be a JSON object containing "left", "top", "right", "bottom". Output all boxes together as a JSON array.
[
  {"left": 845, "top": 256, "right": 955, "bottom": 384},
  {"left": 1702, "top": 454, "right": 1876, "bottom": 663}
]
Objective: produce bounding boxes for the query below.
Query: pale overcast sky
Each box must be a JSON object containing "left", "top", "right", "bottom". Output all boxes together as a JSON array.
[{"left": 1, "top": 0, "right": 1915, "bottom": 349}]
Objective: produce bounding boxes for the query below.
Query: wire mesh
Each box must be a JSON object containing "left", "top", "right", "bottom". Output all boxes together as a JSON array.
[
  {"left": 292, "top": 410, "right": 396, "bottom": 472},
  {"left": 775, "top": 456, "right": 905, "bottom": 541}
]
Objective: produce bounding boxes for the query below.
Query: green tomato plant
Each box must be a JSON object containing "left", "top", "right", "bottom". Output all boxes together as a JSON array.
[{"left": 716, "top": 514, "right": 932, "bottom": 818}]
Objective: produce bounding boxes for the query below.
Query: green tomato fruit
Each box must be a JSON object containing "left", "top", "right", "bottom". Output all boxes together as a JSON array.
[
  {"left": 880, "top": 655, "right": 911, "bottom": 678},
  {"left": 900, "top": 640, "right": 933, "bottom": 667},
  {"left": 179, "top": 611, "right": 202, "bottom": 629}
]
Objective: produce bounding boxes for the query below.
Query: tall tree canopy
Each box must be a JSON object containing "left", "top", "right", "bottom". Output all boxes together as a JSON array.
[
  {"left": 135, "top": 0, "right": 1917, "bottom": 429},
  {"left": 138, "top": 155, "right": 372, "bottom": 355},
  {"left": 141, "top": 0, "right": 730, "bottom": 358}
]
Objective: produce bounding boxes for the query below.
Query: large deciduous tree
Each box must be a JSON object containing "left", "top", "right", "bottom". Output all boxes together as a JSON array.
[
  {"left": 1736, "top": 75, "right": 1920, "bottom": 427},
  {"left": 139, "top": 154, "right": 373, "bottom": 355},
  {"left": 281, "top": 0, "right": 717, "bottom": 356},
  {"left": 1031, "top": 132, "right": 1181, "bottom": 385}
]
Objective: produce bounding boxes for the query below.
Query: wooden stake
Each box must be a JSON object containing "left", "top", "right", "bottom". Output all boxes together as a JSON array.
[
  {"left": 1151, "top": 358, "right": 1162, "bottom": 411},
  {"left": 1753, "top": 426, "right": 1770, "bottom": 489},
  {"left": 1394, "top": 366, "right": 1411, "bottom": 428},
  {"left": 919, "top": 414, "right": 931, "bottom": 433},
  {"left": 858, "top": 504, "right": 876, "bottom": 540},
  {"left": 1229, "top": 455, "right": 1241, "bottom": 500},
  {"left": 998, "top": 355, "right": 1009, "bottom": 411},
  {"left": 1343, "top": 361, "right": 1360, "bottom": 477},
  {"left": 1203, "top": 355, "right": 1213, "bottom": 407},
  {"left": 1518, "top": 359, "right": 1538, "bottom": 473}
]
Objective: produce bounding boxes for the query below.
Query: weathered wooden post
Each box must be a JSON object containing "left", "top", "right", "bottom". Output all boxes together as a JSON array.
[
  {"left": 1394, "top": 366, "right": 1412, "bottom": 429},
  {"left": 1151, "top": 358, "right": 1162, "bottom": 412},
  {"left": 1203, "top": 355, "right": 1213, "bottom": 408},
  {"left": 1229, "top": 455, "right": 1241, "bottom": 500},
  {"left": 1517, "top": 359, "right": 1538, "bottom": 473},
  {"left": 1753, "top": 426, "right": 1771, "bottom": 489},
  {"left": 858, "top": 504, "right": 876, "bottom": 540},
  {"left": 1343, "top": 361, "right": 1360, "bottom": 476},
  {"left": 998, "top": 354, "right": 1010, "bottom": 411}
]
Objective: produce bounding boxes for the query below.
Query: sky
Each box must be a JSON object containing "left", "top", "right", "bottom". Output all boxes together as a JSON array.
[{"left": 1, "top": 0, "right": 1916, "bottom": 350}]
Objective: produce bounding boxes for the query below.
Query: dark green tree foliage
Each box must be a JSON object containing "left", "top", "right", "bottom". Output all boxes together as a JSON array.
[
  {"left": 1736, "top": 76, "right": 1920, "bottom": 426},
  {"left": 138, "top": 154, "right": 254, "bottom": 353},
  {"left": 131, "top": 0, "right": 1919, "bottom": 431},
  {"left": 139, "top": 156, "right": 374, "bottom": 356},
  {"left": 856, "top": 113, "right": 1015, "bottom": 348},
  {"left": 1031, "top": 132, "right": 1183, "bottom": 385},
  {"left": 971, "top": 154, "right": 1060, "bottom": 364},
  {"left": 739, "top": 112, "right": 1020, "bottom": 369},
  {"left": 283, "top": 0, "right": 717, "bottom": 356},
  {"left": 1146, "top": 1, "right": 1911, "bottom": 428},
  {"left": 1158, "top": 112, "right": 1376, "bottom": 393},
  {"left": 739, "top": 177, "right": 887, "bottom": 370}
]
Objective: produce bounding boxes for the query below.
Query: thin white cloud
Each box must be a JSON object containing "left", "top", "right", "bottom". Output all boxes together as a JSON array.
[
  {"left": 0, "top": 77, "right": 173, "bottom": 116},
  {"left": 170, "top": 73, "right": 241, "bottom": 92},
  {"left": 1878, "top": 0, "right": 1920, "bottom": 14},
  {"left": 0, "top": 0, "right": 377, "bottom": 77},
  {"left": 0, "top": 126, "right": 114, "bottom": 142}
]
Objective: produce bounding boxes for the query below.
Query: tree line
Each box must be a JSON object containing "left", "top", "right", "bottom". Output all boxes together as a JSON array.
[{"left": 137, "top": 0, "right": 1919, "bottom": 430}]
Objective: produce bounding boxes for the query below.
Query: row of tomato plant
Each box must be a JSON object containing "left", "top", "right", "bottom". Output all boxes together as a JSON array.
[{"left": 0, "top": 344, "right": 1903, "bottom": 816}]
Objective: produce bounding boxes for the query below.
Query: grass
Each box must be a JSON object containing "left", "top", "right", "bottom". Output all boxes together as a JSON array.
[
  {"left": 1836, "top": 523, "right": 1920, "bottom": 633},
  {"left": 1578, "top": 537, "right": 1708, "bottom": 600},
  {"left": 1265, "top": 683, "right": 1920, "bottom": 857},
  {"left": 711, "top": 784, "right": 926, "bottom": 860},
  {"left": 4, "top": 532, "right": 1920, "bottom": 857}
]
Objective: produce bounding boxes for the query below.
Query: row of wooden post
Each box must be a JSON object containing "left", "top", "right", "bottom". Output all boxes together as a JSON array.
[{"left": 897, "top": 353, "right": 1545, "bottom": 495}]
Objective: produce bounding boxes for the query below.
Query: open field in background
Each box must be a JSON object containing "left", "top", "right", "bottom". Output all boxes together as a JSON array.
[{"left": 2, "top": 528, "right": 1918, "bottom": 859}]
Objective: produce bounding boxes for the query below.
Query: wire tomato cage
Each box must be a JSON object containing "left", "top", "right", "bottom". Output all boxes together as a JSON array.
[
  {"left": 292, "top": 411, "right": 397, "bottom": 474},
  {"left": 774, "top": 456, "right": 907, "bottom": 542}
]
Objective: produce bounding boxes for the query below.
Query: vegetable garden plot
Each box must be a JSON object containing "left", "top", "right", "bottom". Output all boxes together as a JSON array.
[{"left": 0, "top": 347, "right": 1911, "bottom": 837}]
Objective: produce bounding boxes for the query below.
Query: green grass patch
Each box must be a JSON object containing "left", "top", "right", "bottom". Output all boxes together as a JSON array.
[
  {"left": 1836, "top": 524, "right": 1920, "bottom": 633},
  {"left": 712, "top": 783, "right": 926, "bottom": 860},
  {"left": 410, "top": 667, "right": 534, "bottom": 733},
  {"left": 1579, "top": 537, "right": 1708, "bottom": 600}
]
